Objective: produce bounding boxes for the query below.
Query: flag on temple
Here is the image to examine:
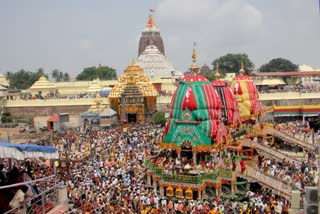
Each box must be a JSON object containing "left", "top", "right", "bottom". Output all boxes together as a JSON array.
[{"left": 150, "top": 9, "right": 155, "bottom": 12}]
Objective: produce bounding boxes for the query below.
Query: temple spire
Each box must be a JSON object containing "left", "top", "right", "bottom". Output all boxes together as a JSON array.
[
  {"left": 239, "top": 61, "right": 245, "bottom": 75},
  {"left": 146, "top": 14, "right": 157, "bottom": 29},
  {"left": 190, "top": 48, "right": 199, "bottom": 75},
  {"left": 214, "top": 63, "right": 221, "bottom": 79}
]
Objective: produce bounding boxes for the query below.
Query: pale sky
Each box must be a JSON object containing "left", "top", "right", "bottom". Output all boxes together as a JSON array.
[{"left": 0, "top": 0, "right": 319, "bottom": 78}]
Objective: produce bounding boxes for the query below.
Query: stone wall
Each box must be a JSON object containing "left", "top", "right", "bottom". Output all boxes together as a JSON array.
[
  {"left": 7, "top": 105, "right": 91, "bottom": 118},
  {"left": 34, "top": 115, "right": 81, "bottom": 128},
  {"left": 4, "top": 92, "right": 320, "bottom": 119}
]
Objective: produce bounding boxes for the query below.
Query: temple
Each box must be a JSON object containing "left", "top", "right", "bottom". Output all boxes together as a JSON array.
[{"left": 108, "top": 61, "right": 158, "bottom": 123}]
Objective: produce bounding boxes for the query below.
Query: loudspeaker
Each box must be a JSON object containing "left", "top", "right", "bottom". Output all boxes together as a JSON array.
[
  {"left": 306, "top": 187, "right": 318, "bottom": 203},
  {"left": 304, "top": 187, "right": 318, "bottom": 214}
]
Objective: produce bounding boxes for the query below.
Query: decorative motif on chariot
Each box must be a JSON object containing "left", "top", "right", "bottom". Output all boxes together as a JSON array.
[
  {"left": 182, "top": 140, "right": 192, "bottom": 148},
  {"left": 183, "top": 109, "right": 192, "bottom": 121}
]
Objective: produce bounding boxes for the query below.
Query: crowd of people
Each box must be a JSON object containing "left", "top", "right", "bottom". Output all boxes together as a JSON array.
[{"left": 0, "top": 121, "right": 318, "bottom": 213}]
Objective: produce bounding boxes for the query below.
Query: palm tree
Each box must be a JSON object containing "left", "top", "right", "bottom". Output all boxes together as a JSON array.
[
  {"left": 51, "top": 69, "right": 61, "bottom": 82},
  {"left": 63, "top": 73, "right": 70, "bottom": 82}
]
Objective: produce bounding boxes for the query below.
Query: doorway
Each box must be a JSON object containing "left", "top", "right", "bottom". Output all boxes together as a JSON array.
[{"left": 127, "top": 113, "right": 137, "bottom": 122}]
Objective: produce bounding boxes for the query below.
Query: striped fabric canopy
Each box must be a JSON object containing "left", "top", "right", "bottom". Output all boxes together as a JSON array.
[
  {"left": 230, "top": 75, "right": 262, "bottom": 118},
  {"left": 163, "top": 75, "right": 227, "bottom": 147}
]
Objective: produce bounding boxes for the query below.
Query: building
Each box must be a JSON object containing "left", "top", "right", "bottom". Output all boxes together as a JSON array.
[
  {"left": 200, "top": 64, "right": 211, "bottom": 75},
  {"left": 251, "top": 71, "right": 320, "bottom": 89},
  {"left": 136, "top": 16, "right": 183, "bottom": 79},
  {"left": 108, "top": 61, "right": 158, "bottom": 123},
  {"left": 138, "top": 14, "right": 165, "bottom": 56}
]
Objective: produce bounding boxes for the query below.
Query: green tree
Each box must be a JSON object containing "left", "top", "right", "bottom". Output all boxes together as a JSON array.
[
  {"left": 211, "top": 53, "right": 254, "bottom": 75},
  {"left": 6, "top": 69, "right": 46, "bottom": 89},
  {"left": 51, "top": 69, "right": 61, "bottom": 82},
  {"left": 76, "top": 66, "right": 117, "bottom": 81},
  {"left": 153, "top": 111, "right": 166, "bottom": 125},
  {"left": 259, "top": 58, "right": 299, "bottom": 72},
  {"left": 51, "top": 69, "right": 71, "bottom": 82},
  {"left": 63, "top": 73, "right": 70, "bottom": 82},
  {"left": 1, "top": 112, "right": 13, "bottom": 123}
]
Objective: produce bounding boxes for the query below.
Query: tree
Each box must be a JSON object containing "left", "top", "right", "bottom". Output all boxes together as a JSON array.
[
  {"left": 211, "top": 53, "right": 254, "bottom": 75},
  {"left": 51, "top": 69, "right": 70, "bottom": 82},
  {"left": 203, "top": 71, "right": 216, "bottom": 81},
  {"left": 51, "top": 69, "right": 61, "bottom": 82},
  {"left": 1, "top": 112, "right": 13, "bottom": 123},
  {"left": 6, "top": 69, "right": 47, "bottom": 89},
  {"left": 259, "top": 58, "right": 299, "bottom": 72},
  {"left": 76, "top": 66, "right": 117, "bottom": 81},
  {"left": 153, "top": 111, "right": 166, "bottom": 125},
  {"left": 63, "top": 73, "right": 70, "bottom": 82}
]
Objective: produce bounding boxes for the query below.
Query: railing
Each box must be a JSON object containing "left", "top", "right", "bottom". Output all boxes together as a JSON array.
[
  {"left": 258, "top": 92, "right": 320, "bottom": 100},
  {"left": 242, "top": 138, "right": 299, "bottom": 163},
  {"left": 264, "top": 127, "right": 314, "bottom": 150},
  {"left": 241, "top": 165, "right": 292, "bottom": 200},
  {"left": 0, "top": 175, "right": 64, "bottom": 214},
  {"left": 145, "top": 159, "right": 233, "bottom": 184}
]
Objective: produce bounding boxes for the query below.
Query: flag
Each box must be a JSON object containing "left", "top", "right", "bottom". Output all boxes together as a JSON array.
[
  {"left": 193, "top": 42, "right": 197, "bottom": 47},
  {"left": 150, "top": 9, "right": 155, "bottom": 12}
]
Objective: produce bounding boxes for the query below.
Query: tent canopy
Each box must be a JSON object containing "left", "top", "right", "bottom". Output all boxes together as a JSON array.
[{"left": 0, "top": 142, "right": 58, "bottom": 160}]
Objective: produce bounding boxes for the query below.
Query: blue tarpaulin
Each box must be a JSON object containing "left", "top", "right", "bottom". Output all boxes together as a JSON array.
[{"left": 0, "top": 142, "right": 58, "bottom": 160}]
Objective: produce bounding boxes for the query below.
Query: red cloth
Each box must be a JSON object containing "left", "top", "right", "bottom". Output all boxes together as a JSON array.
[{"left": 182, "top": 86, "right": 197, "bottom": 110}]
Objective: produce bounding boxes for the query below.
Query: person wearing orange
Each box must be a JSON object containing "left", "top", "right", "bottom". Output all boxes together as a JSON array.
[
  {"left": 177, "top": 201, "right": 183, "bottom": 213},
  {"left": 167, "top": 199, "right": 173, "bottom": 212}
]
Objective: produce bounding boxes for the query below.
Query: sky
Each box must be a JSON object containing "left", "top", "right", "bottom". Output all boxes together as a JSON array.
[{"left": 0, "top": 0, "right": 319, "bottom": 78}]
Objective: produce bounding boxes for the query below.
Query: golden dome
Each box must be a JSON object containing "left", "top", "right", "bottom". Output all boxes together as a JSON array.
[
  {"left": 125, "top": 60, "right": 144, "bottom": 73},
  {"left": 109, "top": 61, "right": 158, "bottom": 98}
]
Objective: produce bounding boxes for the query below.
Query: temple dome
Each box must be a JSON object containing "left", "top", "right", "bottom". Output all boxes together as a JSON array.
[
  {"left": 87, "top": 78, "right": 102, "bottom": 94},
  {"left": 30, "top": 75, "right": 56, "bottom": 89},
  {"left": 109, "top": 61, "right": 158, "bottom": 98},
  {"left": 0, "top": 73, "right": 9, "bottom": 87},
  {"left": 137, "top": 45, "right": 176, "bottom": 78}
]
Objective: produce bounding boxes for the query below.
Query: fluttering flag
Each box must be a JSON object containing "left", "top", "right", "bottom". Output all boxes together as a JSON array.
[{"left": 150, "top": 9, "right": 155, "bottom": 12}]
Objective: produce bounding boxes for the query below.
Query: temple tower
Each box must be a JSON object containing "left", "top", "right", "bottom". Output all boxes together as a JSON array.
[{"left": 138, "top": 14, "right": 165, "bottom": 56}]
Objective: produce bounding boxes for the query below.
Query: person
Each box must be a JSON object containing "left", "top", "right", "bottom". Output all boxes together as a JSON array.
[
  {"left": 0, "top": 163, "right": 7, "bottom": 185},
  {"left": 232, "top": 158, "right": 236, "bottom": 171},
  {"left": 9, "top": 185, "right": 30, "bottom": 214},
  {"left": 240, "top": 158, "right": 246, "bottom": 174}
]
